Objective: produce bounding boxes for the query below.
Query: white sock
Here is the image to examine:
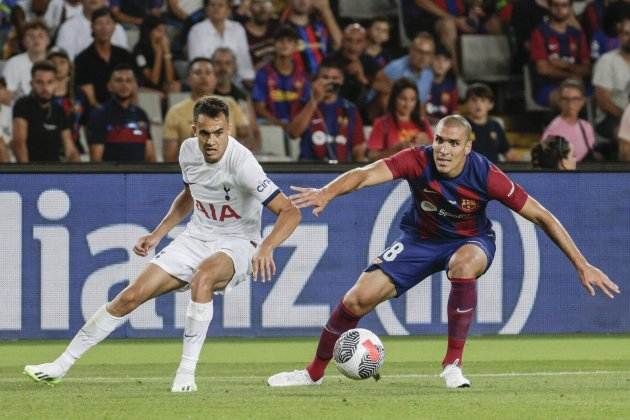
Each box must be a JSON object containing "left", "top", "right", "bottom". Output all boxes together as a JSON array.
[
  {"left": 177, "top": 300, "right": 214, "bottom": 374},
  {"left": 54, "top": 304, "right": 127, "bottom": 374}
]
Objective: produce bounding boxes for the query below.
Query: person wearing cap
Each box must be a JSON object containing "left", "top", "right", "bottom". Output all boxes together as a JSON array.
[{"left": 252, "top": 24, "right": 310, "bottom": 129}]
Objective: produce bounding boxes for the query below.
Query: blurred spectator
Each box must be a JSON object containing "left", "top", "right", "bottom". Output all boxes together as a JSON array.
[
  {"left": 11, "top": 60, "right": 80, "bottom": 162},
  {"left": 427, "top": 46, "right": 457, "bottom": 124},
  {"left": 74, "top": 7, "right": 134, "bottom": 108},
  {"left": 163, "top": 57, "right": 250, "bottom": 161},
  {"left": 187, "top": 0, "right": 255, "bottom": 85},
  {"left": 286, "top": 57, "right": 365, "bottom": 162},
  {"left": 14, "top": 0, "right": 83, "bottom": 33},
  {"left": 244, "top": 0, "right": 277, "bottom": 69},
  {"left": 212, "top": 47, "right": 261, "bottom": 151},
  {"left": 408, "top": 0, "right": 503, "bottom": 73},
  {"left": 581, "top": 0, "right": 628, "bottom": 60},
  {"left": 283, "top": 0, "right": 341, "bottom": 76},
  {"left": 87, "top": 63, "right": 155, "bottom": 162},
  {"left": 166, "top": 0, "right": 203, "bottom": 26},
  {"left": 592, "top": 16, "right": 630, "bottom": 147},
  {"left": 1, "top": 20, "right": 50, "bottom": 105},
  {"left": 56, "top": 0, "right": 128, "bottom": 60},
  {"left": 510, "top": 0, "right": 548, "bottom": 70},
  {"left": 110, "top": 0, "right": 163, "bottom": 27},
  {"left": 365, "top": 16, "right": 392, "bottom": 69},
  {"left": 48, "top": 47, "right": 86, "bottom": 153},
  {"left": 327, "top": 23, "right": 379, "bottom": 112},
  {"left": 465, "top": 82, "right": 516, "bottom": 163},
  {"left": 529, "top": 0, "right": 590, "bottom": 107},
  {"left": 0, "top": 78, "right": 11, "bottom": 162},
  {"left": 367, "top": 77, "right": 433, "bottom": 161},
  {"left": 531, "top": 135, "right": 576, "bottom": 170},
  {"left": 618, "top": 104, "right": 630, "bottom": 161},
  {"left": 252, "top": 25, "right": 310, "bottom": 128},
  {"left": 133, "top": 15, "right": 180, "bottom": 94},
  {"left": 372, "top": 32, "right": 435, "bottom": 118},
  {"left": 542, "top": 78, "right": 597, "bottom": 162}
]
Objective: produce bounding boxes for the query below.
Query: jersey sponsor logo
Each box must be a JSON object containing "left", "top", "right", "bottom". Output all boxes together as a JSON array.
[
  {"left": 257, "top": 178, "right": 273, "bottom": 193},
  {"left": 195, "top": 200, "right": 241, "bottom": 221}
]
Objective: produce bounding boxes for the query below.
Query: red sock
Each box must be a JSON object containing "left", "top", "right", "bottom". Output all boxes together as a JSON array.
[
  {"left": 306, "top": 301, "right": 360, "bottom": 381},
  {"left": 442, "top": 277, "right": 477, "bottom": 367}
]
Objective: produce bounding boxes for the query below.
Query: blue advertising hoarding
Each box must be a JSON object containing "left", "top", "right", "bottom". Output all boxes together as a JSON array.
[{"left": 0, "top": 172, "right": 628, "bottom": 339}]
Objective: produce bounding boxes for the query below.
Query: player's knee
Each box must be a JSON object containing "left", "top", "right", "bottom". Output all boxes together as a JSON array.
[
  {"left": 111, "top": 288, "right": 143, "bottom": 315},
  {"left": 448, "top": 258, "right": 483, "bottom": 279},
  {"left": 193, "top": 267, "right": 223, "bottom": 293},
  {"left": 343, "top": 292, "right": 373, "bottom": 317}
]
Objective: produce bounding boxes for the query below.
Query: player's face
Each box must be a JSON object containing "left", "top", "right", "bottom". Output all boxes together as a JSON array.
[
  {"left": 431, "top": 54, "right": 452, "bottom": 77},
  {"left": 23, "top": 28, "right": 50, "bottom": 54},
  {"left": 206, "top": 0, "right": 230, "bottom": 23},
  {"left": 432, "top": 124, "right": 472, "bottom": 178},
  {"left": 342, "top": 26, "right": 367, "bottom": 59},
  {"left": 409, "top": 38, "right": 434, "bottom": 71},
  {"left": 31, "top": 70, "right": 57, "bottom": 101},
  {"left": 213, "top": 52, "right": 236, "bottom": 82},
  {"left": 108, "top": 70, "right": 136, "bottom": 101},
  {"left": 92, "top": 15, "right": 115, "bottom": 42},
  {"left": 194, "top": 113, "right": 230, "bottom": 163}
]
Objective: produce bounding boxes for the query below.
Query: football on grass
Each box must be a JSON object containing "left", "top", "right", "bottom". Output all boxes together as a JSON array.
[{"left": 333, "top": 328, "right": 385, "bottom": 380}]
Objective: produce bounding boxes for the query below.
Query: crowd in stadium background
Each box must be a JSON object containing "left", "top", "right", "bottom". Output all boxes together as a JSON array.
[{"left": 0, "top": 0, "right": 628, "bottom": 166}]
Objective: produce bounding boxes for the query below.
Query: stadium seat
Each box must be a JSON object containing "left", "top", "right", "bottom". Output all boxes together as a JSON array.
[
  {"left": 460, "top": 35, "right": 511, "bottom": 83},
  {"left": 522, "top": 66, "right": 551, "bottom": 112},
  {"left": 125, "top": 28, "right": 140, "bottom": 49},
  {"left": 138, "top": 90, "right": 163, "bottom": 125},
  {"left": 259, "top": 124, "right": 293, "bottom": 161},
  {"left": 338, "top": 0, "right": 397, "bottom": 19}
]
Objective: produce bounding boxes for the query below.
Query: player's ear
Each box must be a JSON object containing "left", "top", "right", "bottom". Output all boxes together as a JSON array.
[{"left": 191, "top": 123, "right": 197, "bottom": 136}]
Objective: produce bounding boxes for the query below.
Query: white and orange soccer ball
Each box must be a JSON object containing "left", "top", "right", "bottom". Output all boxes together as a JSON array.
[{"left": 333, "top": 328, "right": 385, "bottom": 380}]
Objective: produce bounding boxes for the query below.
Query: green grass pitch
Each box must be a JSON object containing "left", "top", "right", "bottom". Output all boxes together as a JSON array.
[{"left": 2, "top": 335, "right": 629, "bottom": 419}]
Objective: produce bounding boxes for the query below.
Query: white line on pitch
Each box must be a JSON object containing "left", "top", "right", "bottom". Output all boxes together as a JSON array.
[{"left": 5, "top": 370, "right": 630, "bottom": 383}]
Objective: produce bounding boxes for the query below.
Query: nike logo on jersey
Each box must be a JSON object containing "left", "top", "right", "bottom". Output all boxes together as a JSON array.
[
  {"left": 456, "top": 307, "right": 474, "bottom": 313},
  {"left": 448, "top": 200, "right": 457, "bottom": 205},
  {"left": 423, "top": 188, "right": 438, "bottom": 194}
]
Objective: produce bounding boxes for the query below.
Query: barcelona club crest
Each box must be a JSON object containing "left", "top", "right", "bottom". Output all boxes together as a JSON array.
[{"left": 460, "top": 199, "right": 478, "bottom": 212}]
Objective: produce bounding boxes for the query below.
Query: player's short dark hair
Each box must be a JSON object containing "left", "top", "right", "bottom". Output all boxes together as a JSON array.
[
  {"left": 436, "top": 114, "right": 473, "bottom": 141},
  {"left": 412, "top": 31, "right": 435, "bottom": 45},
  {"left": 559, "top": 78, "right": 585, "bottom": 96},
  {"left": 204, "top": 0, "right": 231, "bottom": 7},
  {"left": 188, "top": 57, "right": 213, "bottom": 74},
  {"left": 92, "top": 7, "right": 114, "bottom": 24},
  {"left": 465, "top": 83, "right": 494, "bottom": 102},
  {"left": 273, "top": 24, "right": 299, "bottom": 41},
  {"left": 110, "top": 62, "right": 136, "bottom": 79},
  {"left": 531, "top": 135, "right": 572, "bottom": 169},
  {"left": 435, "top": 44, "right": 452, "bottom": 59},
  {"left": 194, "top": 96, "right": 229, "bottom": 122},
  {"left": 31, "top": 60, "right": 57, "bottom": 77}
]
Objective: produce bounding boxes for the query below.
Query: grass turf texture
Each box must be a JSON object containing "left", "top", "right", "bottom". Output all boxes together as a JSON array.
[{"left": 1, "top": 335, "right": 629, "bottom": 419}]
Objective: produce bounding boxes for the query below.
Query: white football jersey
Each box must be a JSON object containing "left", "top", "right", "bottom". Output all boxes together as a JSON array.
[{"left": 179, "top": 136, "right": 280, "bottom": 242}]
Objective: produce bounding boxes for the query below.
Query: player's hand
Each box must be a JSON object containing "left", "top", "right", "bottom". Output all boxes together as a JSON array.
[
  {"left": 289, "top": 186, "right": 329, "bottom": 217},
  {"left": 133, "top": 233, "right": 161, "bottom": 257},
  {"left": 578, "top": 264, "right": 620, "bottom": 299},
  {"left": 252, "top": 244, "right": 276, "bottom": 282}
]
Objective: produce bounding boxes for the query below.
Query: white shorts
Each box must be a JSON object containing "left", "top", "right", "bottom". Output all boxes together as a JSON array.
[{"left": 150, "top": 233, "right": 254, "bottom": 294}]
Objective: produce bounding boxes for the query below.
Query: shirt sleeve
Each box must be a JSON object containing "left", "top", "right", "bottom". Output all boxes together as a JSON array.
[
  {"left": 178, "top": 141, "right": 190, "bottom": 184},
  {"left": 236, "top": 152, "right": 281, "bottom": 206},
  {"left": 12, "top": 98, "right": 28, "bottom": 119},
  {"left": 383, "top": 147, "right": 426, "bottom": 180},
  {"left": 163, "top": 107, "right": 179, "bottom": 141},
  {"left": 486, "top": 164, "right": 528, "bottom": 212},
  {"left": 578, "top": 31, "right": 590, "bottom": 64},
  {"left": 2, "top": 59, "right": 20, "bottom": 91},
  {"left": 73, "top": 54, "right": 90, "bottom": 86},
  {"left": 529, "top": 28, "right": 548, "bottom": 62},
  {"left": 187, "top": 23, "right": 204, "bottom": 60},
  {"left": 592, "top": 54, "right": 612, "bottom": 89}
]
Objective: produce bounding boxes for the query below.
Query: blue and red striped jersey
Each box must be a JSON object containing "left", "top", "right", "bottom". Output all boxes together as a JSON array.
[
  {"left": 384, "top": 146, "right": 528, "bottom": 239},
  {"left": 252, "top": 62, "right": 310, "bottom": 124}
]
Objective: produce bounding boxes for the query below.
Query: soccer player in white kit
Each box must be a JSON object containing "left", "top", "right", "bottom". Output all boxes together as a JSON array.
[{"left": 23, "top": 96, "right": 302, "bottom": 392}]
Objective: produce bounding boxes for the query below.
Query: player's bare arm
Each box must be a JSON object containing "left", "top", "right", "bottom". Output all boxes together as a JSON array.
[
  {"left": 290, "top": 160, "right": 394, "bottom": 217},
  {"left": 133, "top": 184, "right": 194, "bottom": 257},
  {"left": 252, "top": 193, "right": 301, "bottom": 282},
  {"left": 517, "top": 195, "right": 620, "bottom": 298}
]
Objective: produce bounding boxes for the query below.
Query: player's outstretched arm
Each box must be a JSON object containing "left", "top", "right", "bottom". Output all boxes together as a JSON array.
[
  {"left": 290, "top": 160, "right": 394, "bottom": 217},
  {"left": 133, "top": 185, "right": 194, "bottom": 257},
  {"left": 517, "top": 196, "right": 620, "bottom": 298},
  {"left": 252, "top": 193, "right": 301, "bottom": 282}
]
